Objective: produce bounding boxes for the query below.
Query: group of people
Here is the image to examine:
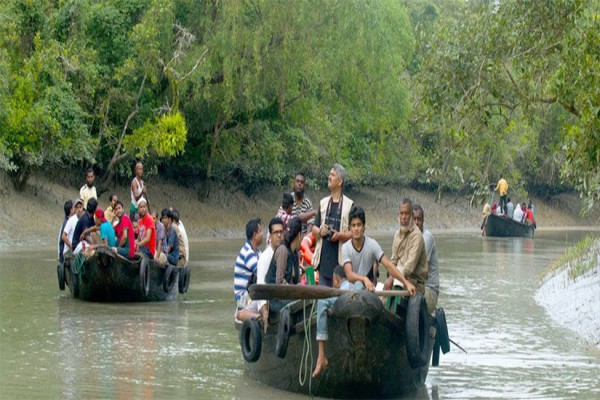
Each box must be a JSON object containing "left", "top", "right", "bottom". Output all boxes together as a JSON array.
[
  {"left": 57, "top": 162, "right": 189, "bottom": 268},
  {"left": 481, "top": 175, "right": 536, "bottom": 230},
  {"left": 233, "top": 164, "right": 440, "bottom": 378}
]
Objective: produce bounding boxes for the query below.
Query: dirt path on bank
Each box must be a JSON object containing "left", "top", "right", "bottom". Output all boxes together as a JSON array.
[{"left": 0, "top": 172, "right": 595, "bottom": 249}]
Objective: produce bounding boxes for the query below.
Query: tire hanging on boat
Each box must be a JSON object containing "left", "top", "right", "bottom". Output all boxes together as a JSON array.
[
  {"left": 275, "top": 308, "right": 293, "bottom": 359},
  {"left": 406, "top": 293, "right": 431, "bottom": 368},
  {"left": 431, "top": 332, "right": 440, "bottom": 367},
  {"left": 139, "top": 257, "right": 150, "bottom": 297},
  {"left": 435, "top": 308, "right": 451, "bottom": 354},
  {"left": 57, "top": 263, "right": 65, "bottom": 291},
  {"left": 240, "top": 318, "right": 262, "bottom": 362},
  {"left": 162, "top": 264, "right": 177, "bottom": 293},
  {"left": 178, "top": 267, "right": 190, "bottom": 294}
]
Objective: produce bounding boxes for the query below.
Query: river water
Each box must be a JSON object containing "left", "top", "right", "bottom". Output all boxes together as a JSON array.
[{"left": 1, "top": 230, "right": 599, "bottom": 399}]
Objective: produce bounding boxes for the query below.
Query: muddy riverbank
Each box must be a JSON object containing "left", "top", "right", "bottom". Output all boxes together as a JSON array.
[{"left": 0, "top": 172, "right": 595, "bottom": 248}]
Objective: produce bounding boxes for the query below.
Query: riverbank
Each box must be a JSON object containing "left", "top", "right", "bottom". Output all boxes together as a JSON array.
[
  {"left": 535, "top": 239, "right": 600, "bottom": 348},
  {"left": 0, "top": 171, "right": 595, "bottom": 248}
]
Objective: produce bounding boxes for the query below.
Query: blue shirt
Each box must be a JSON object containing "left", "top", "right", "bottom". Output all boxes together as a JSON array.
[
  {"left": 100, "top": 221, "right": 117, "bottom": 247},
  {"left": 234, "top": 240, "right": 261, "bottom": 300},
  {"left": 164, "top": 225, "right": 179, "bottom": 259}
]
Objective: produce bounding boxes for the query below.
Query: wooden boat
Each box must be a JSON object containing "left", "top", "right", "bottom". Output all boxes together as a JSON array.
[
  {"left": 236, "top": 289, "right": 448, "bottom": 398},
  {"left": 483, "top": 213, "right": 535, "bottom": 238},
  {"left": 57, "top": 246, "right": 190, "bottom": 302}
]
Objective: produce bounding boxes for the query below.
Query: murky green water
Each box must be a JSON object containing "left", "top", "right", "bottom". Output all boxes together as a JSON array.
[{"left": 1, "top": 230, "right": 599, "bottom": 399}]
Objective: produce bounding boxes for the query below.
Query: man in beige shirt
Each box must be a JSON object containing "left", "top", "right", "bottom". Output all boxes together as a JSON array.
[{"left": 384, "top": 198, "right": 428, "bottom": 294}]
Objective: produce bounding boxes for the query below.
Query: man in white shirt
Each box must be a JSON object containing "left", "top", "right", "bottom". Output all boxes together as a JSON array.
[{"left": 62, "top": 198, "right": 84, "bottom": 257}]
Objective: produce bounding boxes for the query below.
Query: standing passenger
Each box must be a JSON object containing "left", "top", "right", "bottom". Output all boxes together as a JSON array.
[
  {"left": 130, "top": 162, "right": 146, "bottom": 221},
  {"left": 79, "top": 169, "right": 97, "bottom": 209},
  {"left": 290, "top": 172, "right": 317, "bottom": 234},
  {"left": 494, "top": 175, "right": 509, "bottom": 215},
  {"left": 312, "top": 164, "right": 354, "bottom": 287}
]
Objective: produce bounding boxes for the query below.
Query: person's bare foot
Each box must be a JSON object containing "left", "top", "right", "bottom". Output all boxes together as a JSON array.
[
  {"left": 312, "top": 356, "right": 329, "bottom": 378},
  {"left": 260, "top": 304, "right": 269, "bottom": 333}
]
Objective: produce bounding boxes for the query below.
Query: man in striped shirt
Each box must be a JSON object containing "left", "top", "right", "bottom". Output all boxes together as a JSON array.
[
  {"left": 234, "top": 218, "right": 263, "bottom": 321},
  {"left": 291, "top": 172, "right": 317, "bottom": 234}
]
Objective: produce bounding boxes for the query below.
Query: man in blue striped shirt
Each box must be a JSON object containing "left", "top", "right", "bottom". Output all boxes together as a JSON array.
[{"left": 234, "top": 218, "right": 263, "bottom": 321}]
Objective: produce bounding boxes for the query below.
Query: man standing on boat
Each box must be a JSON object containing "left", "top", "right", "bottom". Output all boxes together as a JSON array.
[
  {"left": 494, "top": 175, "right": 509, "bottom": 215},
  {"left": 130, "top": 161, "right": 147, "bottom": 222},
  {"left": 312, "top": 206, "right": 416, "bottom": 378},
  {"left": 290, "top": 172, "right": 317, "bottom": 234},
  {"left": 413, "top": 204, "right": 439, "bottom": 314},
  {"left": 234, "top": 218, "right": 263, "bottom": 321},
  {"left": 312, "top": 164, "right": 354, "bottom": 287},
  {"left": 79, "top": 168, "right": 97, "bottom": 209},
  {"left": 384, "top": 198, "right": 428, "bottom": 298}
]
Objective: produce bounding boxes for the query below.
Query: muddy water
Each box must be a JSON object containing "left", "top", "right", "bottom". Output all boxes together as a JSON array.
[{"left": 0, "top": 231, "right": 599, "bottom": 399}]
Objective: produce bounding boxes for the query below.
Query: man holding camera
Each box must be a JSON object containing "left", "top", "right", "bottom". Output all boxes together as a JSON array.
[{"left": 311, "top": 164, "right": 354, "bottom": 287}]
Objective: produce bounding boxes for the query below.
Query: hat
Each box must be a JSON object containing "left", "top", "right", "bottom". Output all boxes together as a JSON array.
[
  {"left": 74, "top": 198, "right": 84, "bottom": 207},
  {"left": 95, "top": 208, "right": 107, "bottom": 223},
  {"left": 137, "top": 197, "right": 148, "bottom": 207}
]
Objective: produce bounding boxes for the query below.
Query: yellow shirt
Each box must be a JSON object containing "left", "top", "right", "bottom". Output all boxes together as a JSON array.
[
  {"left": 495, "top": 178, "right": 508, "bottom": 196},
  {"left": 80, "top": 185, "right": 97, "bottom": 209}
]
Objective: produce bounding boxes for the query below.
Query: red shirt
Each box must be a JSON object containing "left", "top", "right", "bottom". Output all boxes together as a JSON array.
[
  {"left": 138, "top": 214, "right": 156, "bottom": 257},
  {"left": 525, "top": 209, "right": 535, "bottom": 223},
  {"left": 115, "top": 214, "right": 136, "bottom": 258}
]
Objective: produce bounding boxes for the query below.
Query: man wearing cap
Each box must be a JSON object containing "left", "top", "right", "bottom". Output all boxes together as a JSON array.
[
  {"left": 94, "top": 208, "right": 117, "bottom": 247},
  {"left": 136, "top": 197, "right": 156, "bottom": 259},
  {"left": 62, "top": 198, "right": 85, "bottom": 258}
]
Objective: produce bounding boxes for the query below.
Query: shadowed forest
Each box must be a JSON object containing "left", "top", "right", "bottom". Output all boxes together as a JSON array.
[{"left": 1, "top": 0, "right": 599, "bottom": 211}]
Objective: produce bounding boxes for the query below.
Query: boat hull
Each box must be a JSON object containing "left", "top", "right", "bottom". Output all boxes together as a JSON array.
[
  {"left": 238, "top": 291, "right": 435, "bottom": 398},
  {"left": 483, "top": 213, "right": 535, "bottom": 238},
  {"left": 63, "top": 247, "right": 184, "bottom": 302}
]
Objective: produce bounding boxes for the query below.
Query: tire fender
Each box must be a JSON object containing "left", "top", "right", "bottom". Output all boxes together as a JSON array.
[
  {"left": 275, "top": 308, "right": 293, "bottom": 358},
  {"left": 435, "top": 307, "right": 451, "bottom": 354},
  {"left": 139, "top": 257, "right": 150, "bottom": 297},
  {"left": 240, "top": 318, "right": 262, "bottom": 363},
  {"left": 57, "top": 263, "right": 65, "bottom": 291},
  {"left": 178, "top": 267, "right": 190, "bottom": 294},
  {"left": 406, "top": 293, "right": 431, "bottom": 368},
  {"left": 163, "top": 264, "right": 177, "bottom": 293}
]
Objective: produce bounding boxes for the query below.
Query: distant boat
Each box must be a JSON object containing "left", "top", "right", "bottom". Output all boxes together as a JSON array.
[
  {"left": 57, "top": 246, "right": 190, "bottom": 302},
  {"left": 236, "top": 289, "right": 450, "bottom": 398},
  {"left": 483, "top": 213, "right": 535, "bottom": 238}
]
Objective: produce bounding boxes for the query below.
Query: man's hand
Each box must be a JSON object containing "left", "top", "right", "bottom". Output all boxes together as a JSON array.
[
  {"left": 405, "top": 280, "right": 417, "bottom": 296},
  {"left": 320, "top": 224, "right": 329, "bottom": 238},
  {"left": 383, "top": 276, "right": 393, "bottom": 291},
  {"left": 363, "top": 278, "right": 375, "bottom": 292}
]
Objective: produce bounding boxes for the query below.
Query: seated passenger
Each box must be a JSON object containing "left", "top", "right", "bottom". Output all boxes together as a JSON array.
[
  {"left": 524, "top": 204, "right": 536, "bottom": 227},
  {"left": 513, "top": 202, "right": 525, "bottom": 223},
  {"left": 171, "top": 209, "right": 188, "bottom": 266},
  {"left": 95, "top": 209, "right": 117, "bottom": 247},
  {"left": 136, "top": 198, "right": 156, "bottom": 259},
  {"left": 158, "top": 208, "right": 180, "bottom": 266},
  {"left": 112, "top": 200, "right": 136, "bottom": 259},
  {"left": 265, "top": 217, "right": 303, "bottom": 313},
  {"left": 312, "top": 265, "right": 352, "bottom": 378}
]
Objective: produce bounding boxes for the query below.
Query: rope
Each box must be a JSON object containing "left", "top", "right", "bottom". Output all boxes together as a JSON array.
[
  {"left": 298, "top": 299, "right": 317, "bottom": 395},
  {"left": 71, "top": 253, "right": 86, "bottom": 276}
]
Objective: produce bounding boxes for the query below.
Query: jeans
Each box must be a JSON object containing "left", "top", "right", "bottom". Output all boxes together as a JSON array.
[{"left": 315, "top": 282, "right": 361, "bottom": 341}]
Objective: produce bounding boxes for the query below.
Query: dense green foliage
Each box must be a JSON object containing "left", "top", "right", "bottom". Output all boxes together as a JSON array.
[{"left": 1, "top": 0, "right": 598, "bottom": 209}]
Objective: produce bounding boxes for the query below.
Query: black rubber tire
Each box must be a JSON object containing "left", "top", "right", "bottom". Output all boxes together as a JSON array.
[
  {"left": 432, "top": 332, "right": 440, "bottom": 367},
  {"left": 163, "top": 265, "right": 177, "bottom": 293},
  {"left": 178, "top": 267, "right": 190, "bottom": 294},
  {"left": 139, "top": 257, "right": 150, "bottom": 297},
  {"left": 275, "top": 308, "right": 293, "bottom": 359},
  {"left": 240, "top": 318, "right": 262, "bottom": 363},
  {"left": 57, "top": 263, "right": 65, "bottom": 291},
  {"left": 435, "top": 308, "right": 451, "bottom": 354},
  {"left": 406, "top": 293, "right": 431, "bottom": 368},
  {"left": 72, "top": 272, "right": 80, "bottom": 298}
]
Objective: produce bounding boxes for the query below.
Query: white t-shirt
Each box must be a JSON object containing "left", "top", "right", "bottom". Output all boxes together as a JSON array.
[
  {"left": 341, "top": 236, "right": 384, "bottom": 277},
  {"left": 253, "top": 245, "right": 275, "bottom": 310},
  {"left": 62, "top": 214, "right": 79, "bottom": 255},
  {"left": 513, "top": 206, "right": 524, "bottom": 222}
]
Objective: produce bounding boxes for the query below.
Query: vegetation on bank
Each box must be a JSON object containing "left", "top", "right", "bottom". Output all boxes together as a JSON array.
[
  {"left": 1, "top": 0, "right": 599, "bottom": 210},
  {"left": 547, "top": 236, "right": 600, "bottom": 280}
]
